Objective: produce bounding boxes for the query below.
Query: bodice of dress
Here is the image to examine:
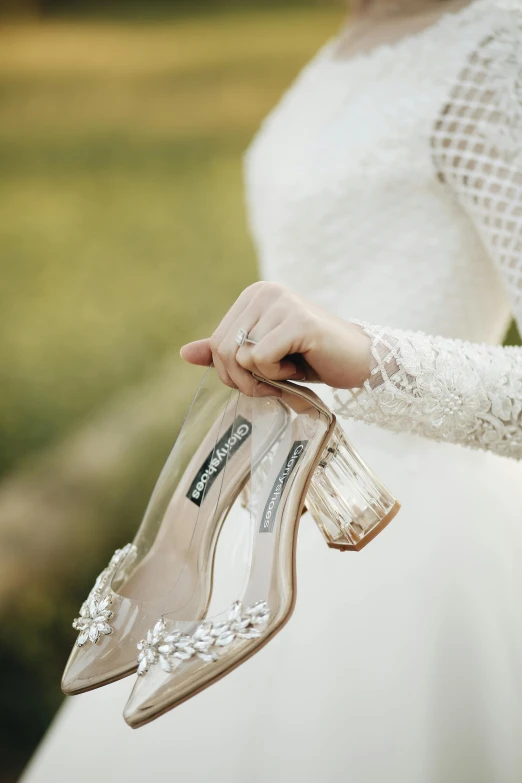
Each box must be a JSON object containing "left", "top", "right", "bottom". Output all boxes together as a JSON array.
[{"left": 244, "top": 0, "right": 522, "bottom": 460}]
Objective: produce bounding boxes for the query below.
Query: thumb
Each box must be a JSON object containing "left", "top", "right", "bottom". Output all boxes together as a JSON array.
[{"left": 180, "top": 338, "right": 213, "bottom": 366}]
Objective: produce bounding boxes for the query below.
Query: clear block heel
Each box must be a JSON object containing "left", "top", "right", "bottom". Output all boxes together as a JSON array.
[{"left": 306, "top": 423, "right": 400, "bottom": 551}]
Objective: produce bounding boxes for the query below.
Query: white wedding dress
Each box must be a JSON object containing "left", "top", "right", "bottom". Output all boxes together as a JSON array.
[{"left": 23, "top": 2, "right": 522, "bottom": 781}]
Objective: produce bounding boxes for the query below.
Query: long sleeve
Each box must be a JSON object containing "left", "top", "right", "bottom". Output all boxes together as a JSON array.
[{"left": 333, "top": 5, "right": 522, "bottom": 460}]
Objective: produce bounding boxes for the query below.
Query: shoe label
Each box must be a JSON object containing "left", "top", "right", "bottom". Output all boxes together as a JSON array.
[
  {"left": 187, "top": 415, "right": 252, "bottom": 507},
  {"left": 259, "top": 440, "right": 308, "bottom": 534}
]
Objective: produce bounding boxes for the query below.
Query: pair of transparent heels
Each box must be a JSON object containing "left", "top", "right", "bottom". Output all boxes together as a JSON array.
[{"left": 61, "top": 369, "right": 400, "bottom": 728}]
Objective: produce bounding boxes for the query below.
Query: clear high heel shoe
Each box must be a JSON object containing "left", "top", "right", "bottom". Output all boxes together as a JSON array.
[
  {"left": 123, "top": 376, "right": 400, "bottom": 728},
  {"left": 61, "top": 368, "right": 288, "bottom": 694}
]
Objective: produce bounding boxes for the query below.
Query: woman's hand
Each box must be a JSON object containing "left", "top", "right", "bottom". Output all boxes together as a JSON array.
[{"left": 180, "top": 282, "right": 372, "bottom": 396}]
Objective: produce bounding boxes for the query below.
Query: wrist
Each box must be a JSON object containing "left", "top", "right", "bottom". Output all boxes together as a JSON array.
[{"left": 346, "top": 322, "right": 372, "bottom": 387}]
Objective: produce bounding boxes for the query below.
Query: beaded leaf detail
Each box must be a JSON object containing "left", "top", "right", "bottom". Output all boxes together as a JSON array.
[
  {"left": 136, "top": 600, "right": 270, "bottom": 676},
  {"left": 72, "top": 543, "right": 136, "bottom": 647}
]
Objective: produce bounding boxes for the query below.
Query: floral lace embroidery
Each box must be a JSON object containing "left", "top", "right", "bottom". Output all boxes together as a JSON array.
[{"left": 333, "top": 323, "right": 522, "bottom": 460}]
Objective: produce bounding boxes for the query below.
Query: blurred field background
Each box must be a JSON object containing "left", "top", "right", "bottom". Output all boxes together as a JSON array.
[{"left": 0, "top": 2, "right": 345, "bottom": 780}]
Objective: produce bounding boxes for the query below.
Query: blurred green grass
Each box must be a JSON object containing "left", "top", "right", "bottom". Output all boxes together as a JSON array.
[
  {"left": 0, "top": 5, "right": 343, "bottom": 780},
  {"left": 0, "top": 6, "right": 343, "bottom": 477}
]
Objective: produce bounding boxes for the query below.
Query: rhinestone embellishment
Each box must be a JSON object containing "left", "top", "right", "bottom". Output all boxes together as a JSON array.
[
  {"left": 72, "top": 543, "right": 136, "bottom": 647},
  {"left": 136, "top": 600, "right": 271, "bottom": 676}
]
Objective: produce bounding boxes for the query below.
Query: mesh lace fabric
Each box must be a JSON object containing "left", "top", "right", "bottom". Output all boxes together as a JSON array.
[{"left": 333, "top": 4, "right": 522, "bottom": 460}]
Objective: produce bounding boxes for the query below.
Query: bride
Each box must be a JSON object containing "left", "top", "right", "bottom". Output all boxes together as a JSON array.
[{"left": 23, "top": 0, "right": 522, "bottom": 781}]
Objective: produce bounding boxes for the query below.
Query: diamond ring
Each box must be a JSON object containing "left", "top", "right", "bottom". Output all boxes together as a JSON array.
[{"left": 236, "top": 328, "right": 257, "bottom": 347}]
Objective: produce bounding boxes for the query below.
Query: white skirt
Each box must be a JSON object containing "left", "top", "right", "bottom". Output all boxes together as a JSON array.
[{"left": 22, "top": 415, "right": 522, "bottom": 783}]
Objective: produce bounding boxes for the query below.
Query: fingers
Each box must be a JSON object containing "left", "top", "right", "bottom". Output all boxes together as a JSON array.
[
  {"left": 207, "top": 283, "right": 269, "bottom": 389},
  {"left": 210, "top": 314, "right": 288, "bottom": 396},
  {"left": 237, "top": 345, "right": 301, "bottom": 381},
  {"left": 180, "top": 339, "right": 252, "bottom": 390},
  {"left": 239, "top": 324, "right": 307, "bottom": 382},
  {"left": 209, "top": 314, "right": 260, "bottom": 390},
  {"left": 210, "top": 281, "right": 265, "bottom": 349},
  {"left": 182, "top": 335, "right": 234, "bottom": 387},
  {"left": 183, "top": 282, "right": 308, "bottom": 395},
  {"left": 219, "top": 348, "right": 258, "bottom": 395},
  {"left": 210, "top": 347, "right": 235, "bottom": 388}
]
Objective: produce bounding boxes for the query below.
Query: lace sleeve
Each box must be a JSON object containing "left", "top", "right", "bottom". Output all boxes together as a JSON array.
[
  {"left": 333, "top": 7, "right": 522, "bottom": 460},
  {"left": 333, "top": 322, "right": 522, "bottom": 459}
]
